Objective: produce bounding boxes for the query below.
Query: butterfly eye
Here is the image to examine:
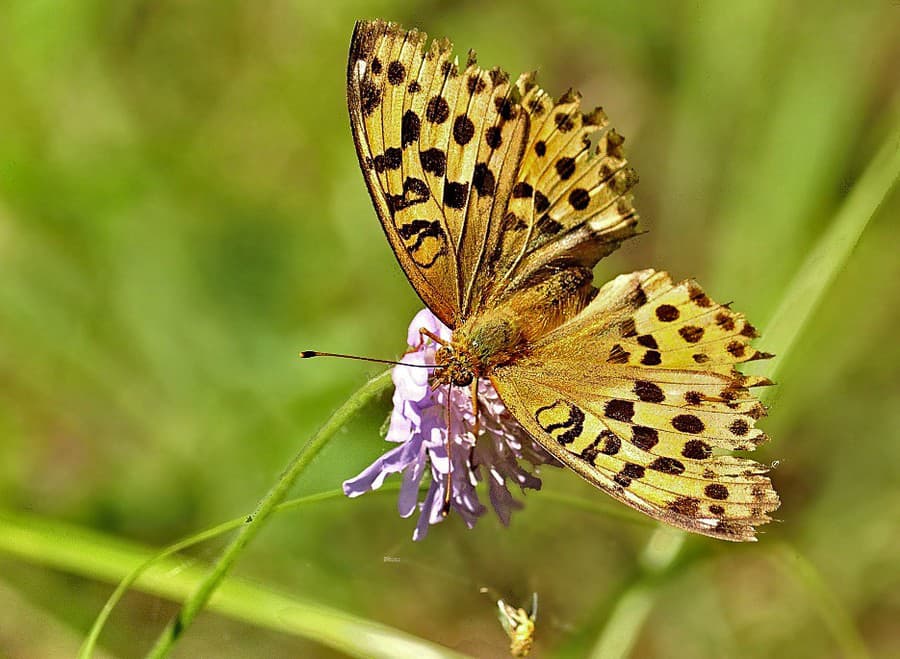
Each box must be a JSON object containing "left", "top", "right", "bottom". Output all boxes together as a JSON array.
[{"left": 435, "top": 346, "right": 452, "bottom": 363}]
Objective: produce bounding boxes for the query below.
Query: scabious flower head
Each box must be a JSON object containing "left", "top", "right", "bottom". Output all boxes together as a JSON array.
[{"left": 343, "top": 309, "right": 558, "bottom": 540}]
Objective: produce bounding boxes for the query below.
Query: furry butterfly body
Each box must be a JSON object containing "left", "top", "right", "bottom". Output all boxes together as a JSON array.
[{"left": 347, "top": 19, "right": 779, "bottom": 541}]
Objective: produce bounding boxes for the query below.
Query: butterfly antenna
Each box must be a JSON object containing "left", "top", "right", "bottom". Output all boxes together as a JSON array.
[{"left": 299, "top": 350, "right": 443, "bottom": 369}]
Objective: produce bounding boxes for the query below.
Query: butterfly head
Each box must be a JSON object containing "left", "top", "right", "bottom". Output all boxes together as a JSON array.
[
  {"left": 432, "top": 312, "right": 529, "bottom": 387},
  {"left": 434, "top": 344, "right": 479, "bottom": 387}
]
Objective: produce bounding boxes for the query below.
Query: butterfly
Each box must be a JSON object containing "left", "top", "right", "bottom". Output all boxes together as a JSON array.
[{"left": 346, "top": 19, "right": 779, "bottom": 541}]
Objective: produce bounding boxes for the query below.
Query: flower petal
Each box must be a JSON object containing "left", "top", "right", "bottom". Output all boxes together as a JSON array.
[
  {"left": 342, "top": 436, "right": 425, "bottom": 497},
  {"left": 413, "top": 480, "right": 440, "bottom": 541},
  {"left": 406, "top": 308, "right": 451, "bottom": 348},
  {"left": 488, "top": 475, "right": 524, "bottom": 526},
  {"left": 398, "top": 443, "right": 427, "bottom": 517}
]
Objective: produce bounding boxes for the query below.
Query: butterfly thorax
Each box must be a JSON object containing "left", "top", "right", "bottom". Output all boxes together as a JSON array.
[{"left": 434, "top": 309, "right": 528, "bottom": 386}]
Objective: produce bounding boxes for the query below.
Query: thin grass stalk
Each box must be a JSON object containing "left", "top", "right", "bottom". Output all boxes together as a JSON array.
[
  {"left": 144, "top": 368, "right": 392, "bottom": 658},
  {"left": 78, "top": 485, "right": 402, "bottom": 658}
]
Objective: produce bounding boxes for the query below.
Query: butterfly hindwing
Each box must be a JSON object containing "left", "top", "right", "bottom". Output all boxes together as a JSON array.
[{"left": 492, "top": 270, "right": 779, "bottom": 541}]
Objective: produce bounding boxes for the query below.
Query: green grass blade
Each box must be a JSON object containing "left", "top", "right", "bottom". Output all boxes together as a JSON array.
[
  {"left": 49, "top": 477, "right": 652, "bottom": 658},
  {"left": 588, "top": 528, "right": 686, "bottom": 659},
  {"left": 0, "top": 508, "right": 466, "bottom": 659},
  {"left": 751, "top": 118, "right": 900, "bottom": 387}
]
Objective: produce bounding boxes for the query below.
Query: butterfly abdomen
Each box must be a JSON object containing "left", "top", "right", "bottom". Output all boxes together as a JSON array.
[
  {"left": 454, "top": 265, "right": 596, "bottom": 375},
  {"left": 506, "top": 265, "right": 597, "bottom": 339}
]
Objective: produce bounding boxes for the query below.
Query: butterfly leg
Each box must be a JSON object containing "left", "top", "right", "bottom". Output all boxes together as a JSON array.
[
  {"left": 419, "top": 327, "right": 449, "bottom": 348},
  {"left": 470, "top": 379, "right": 480, "bottom": 440},
  {"left": 441, "top": 383, "right": 453, "bottom": 517}
]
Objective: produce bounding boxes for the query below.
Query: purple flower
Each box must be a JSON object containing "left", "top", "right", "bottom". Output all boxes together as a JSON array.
[{"left": 343, "top": 309, "right": 558, "bottom": 540}]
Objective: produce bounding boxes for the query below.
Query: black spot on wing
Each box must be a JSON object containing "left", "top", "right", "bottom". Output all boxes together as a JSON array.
[
  {"left": 512, "top": 181, "right": 533, "bottom": 198},
  {"left": 632, "top": 426, "right": 658, "bottom": 450},
  {"left": 656, "top": 304, "right": 680, "bottom": 322},
  {"left": 360, "top": 79, "right": 382, "bottom": 116},
  {"left": 634, "top": 381, "right": 665, "bottom": 403},
  {"left": 472, "top": 163, "right": 495, "bottom": 196},
  {"left": 386, "top": 177, "right": 429, "bottom": 213},
  {"left": 420, "top": 148, "right": 447, "bottom": 177},
  {"left": 650, "top": 457, "right": 685, "bottom": 474},
  {"left": 604, "top": 399, "right": 635, "bottom": 423},
  {"left": 536, "top": 214, "right": 563, "bottom": 235},
  {"left": 672, "top": 414, "right": 705, "bottom": 434},
  {"left": 555, "top": 157, "right": 576, "bottom": 180},
  {"left": 568, "top": 188, "right": 590, "bottom": 210},
  {"left": 641, "top": 350, "right": 661, "bottom": 366},
  {"left": 401, "top": 110, "right": 420, "bottom": 148},
  {"left": 705, "top": 484, "right": 729, "bottom": 500},
  {"left": 387, "top": 60, "right": 405, "bottom": 85},
  {"left": 426, "top": 95, "right": 450, "bottom": 123},
  {"left": 453, "top": 115, "right": 475, "bottom": 145},
  {"left": 443, "top": 181, "right": 469, "bottom": 209},
  {"left": 485, "top": 126, "right": 503, "bottom": 148},
  {"left": 682, "top": 439, "right": 712, "bottom": 459}
]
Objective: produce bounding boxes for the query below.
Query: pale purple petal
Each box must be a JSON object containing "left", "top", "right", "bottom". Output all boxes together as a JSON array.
[
  {"left": 342, "top": 435, "right": 425, "bottom": 496},
  {"left": 407, "top": 308, "right": 443, "bottom": 348},
  {"left": 342, "top": 460, "right": 391, "bottom": 497},
  {"left": 392, "top": 357, "right": 430, "bottom": 401},
  {"left": 413, "top": 480, "right": 440, "bottom": 541},
  {"left": 398, "top": 444, "right": 427, "bottom": 517},
  {"left": 488, "top": 471, "right": 524, "bottom": 526}
]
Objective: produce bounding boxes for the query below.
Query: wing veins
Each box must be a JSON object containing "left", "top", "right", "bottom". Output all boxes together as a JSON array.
[
  {"left": 461, "top": 81, "right": 525, "bottom": 316},
  {"left": 502, "top": 110, "right": 590, "bottom": 285}
]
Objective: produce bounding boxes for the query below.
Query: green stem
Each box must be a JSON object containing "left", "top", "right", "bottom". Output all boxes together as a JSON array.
[
  {"left": 145, "top": 368, "right": 393, "bottom": 658},
  {"left": 589, "top": 113, "right": 899, "bottom": 658},
  {"left": 80, "top": 484, "right": 642, "bottom": 657},
  {"left": 79, "top": 485, "right": 402, "bottom": 659}
]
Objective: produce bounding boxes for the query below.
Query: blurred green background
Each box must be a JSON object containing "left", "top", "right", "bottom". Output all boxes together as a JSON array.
[{"left": 1, "top": 1, "right": 898, "bottom": 657}]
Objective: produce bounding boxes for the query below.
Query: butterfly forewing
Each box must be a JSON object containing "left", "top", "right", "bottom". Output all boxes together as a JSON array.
[{"left": 348, "top": 20, "right": 639, "bottom": 326}]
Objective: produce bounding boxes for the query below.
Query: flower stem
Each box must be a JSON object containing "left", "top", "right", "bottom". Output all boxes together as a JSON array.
[
  {"left": 79, "top": 485, "right": 404, "bottom": 659},
  {"left": 0, "top": 500, "right": 463, "bottom": 659},
  {"left": 144, "top": 368, "right": 393, "bottom": 659}
]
